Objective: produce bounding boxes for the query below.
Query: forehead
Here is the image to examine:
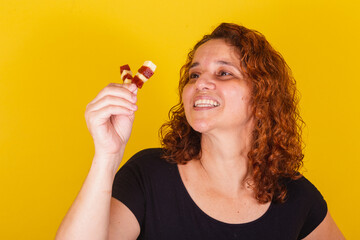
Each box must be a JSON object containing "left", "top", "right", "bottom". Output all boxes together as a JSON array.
[{"left": 192, "top": 39, "right": 239, "bottom": 63}]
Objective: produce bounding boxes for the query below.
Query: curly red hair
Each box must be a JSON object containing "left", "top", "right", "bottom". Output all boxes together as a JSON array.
[{"left": 159, "top": 23, "right": 304, "bottom": 203}]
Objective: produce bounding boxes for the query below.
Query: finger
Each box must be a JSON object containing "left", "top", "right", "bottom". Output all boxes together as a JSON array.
[
  {"left": 88, "top": 95, "right": 138, "bottom": 112},
  {"left": 89, "top": 105, "right": 135, "bottom": 125},
  {"left": 90, "top": 83, "right": 137, "bottom": 105},
  {"left": 121, "top": 83, "right": 138, "bottom": 94},
  {"left": 111, "top": 82, "right": 138, "bottom": 95},
  {"left": 111, "top": 112, "right": 135, "bottom": 122}
]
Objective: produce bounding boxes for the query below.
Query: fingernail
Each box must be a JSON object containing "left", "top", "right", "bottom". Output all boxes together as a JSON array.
[{"left": 130, "top": 83, "right": 137, "bottom": 91}]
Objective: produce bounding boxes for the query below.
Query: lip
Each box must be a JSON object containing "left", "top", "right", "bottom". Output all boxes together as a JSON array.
[{"left": 193, "top": 106, "right": 218, "bottom": 111}]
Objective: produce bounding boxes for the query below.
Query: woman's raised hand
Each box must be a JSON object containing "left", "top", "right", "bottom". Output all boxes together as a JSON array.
[
  {"left": 56, "top": 83, "right": 138, "bottom": 240},
  {"left": 85, "top": 83, "right": 138, "bottom": 162}
]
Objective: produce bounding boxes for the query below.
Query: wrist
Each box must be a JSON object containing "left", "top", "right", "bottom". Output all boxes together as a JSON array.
[{"left": 92, "top": 149, "right": 125, "bottom": 175}]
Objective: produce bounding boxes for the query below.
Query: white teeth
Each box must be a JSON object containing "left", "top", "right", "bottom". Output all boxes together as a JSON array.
[{"left": 194, "top": 99, "right": 220, "bottom": 107}]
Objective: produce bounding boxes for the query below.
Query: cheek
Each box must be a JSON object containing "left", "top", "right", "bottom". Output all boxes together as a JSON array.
[
  {"left": 182, "top": 85, "right": 192, "bottom": 106},
  {"left": 227, "top": 88, "right": 252, "bottom": 112}
]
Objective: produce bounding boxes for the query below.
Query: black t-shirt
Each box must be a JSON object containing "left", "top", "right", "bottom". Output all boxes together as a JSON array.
[{"left": 112, "top": 148, "right": 327, "bottom": 240}]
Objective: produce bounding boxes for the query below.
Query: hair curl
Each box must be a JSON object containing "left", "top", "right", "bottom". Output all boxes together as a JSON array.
[{"left": 159, "top": 23, "right": 304, "bottom": 203}]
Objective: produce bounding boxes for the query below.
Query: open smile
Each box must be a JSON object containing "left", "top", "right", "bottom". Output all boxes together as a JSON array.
[{"left": 193, "top": 99, "right": 220, "bottom": 107}]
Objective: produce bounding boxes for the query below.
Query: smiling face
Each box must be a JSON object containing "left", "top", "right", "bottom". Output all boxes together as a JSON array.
[{"left": 182, "top": 39, "right": 254, "bottom": 135}]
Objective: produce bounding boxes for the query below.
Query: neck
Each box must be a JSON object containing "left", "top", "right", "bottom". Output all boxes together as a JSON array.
[{"left": 199, "top": 130, "right": 253, "bottom": 191}]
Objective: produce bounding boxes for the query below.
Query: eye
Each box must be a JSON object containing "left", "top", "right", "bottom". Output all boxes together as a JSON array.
[
  {"left": 217, "top": 70, "right": 232, "bottom": 77},
  {"left": 220, "top": 71, "right": 230, "bottom": 76},
  {"left": 189, "top": 72, "right": 200, "bottom": 79}
]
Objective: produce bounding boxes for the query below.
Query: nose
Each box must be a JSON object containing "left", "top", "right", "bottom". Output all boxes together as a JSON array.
[{"left": 195, "top": 73, "right": 215, "bottom": 91}]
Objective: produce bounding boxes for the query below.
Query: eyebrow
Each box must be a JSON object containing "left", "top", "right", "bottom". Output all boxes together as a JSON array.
[
  {"left": 189, "top": 62, "right": 199, "bottom": 69},
  {"left": 189, "top": 60, "right": 238, "bottom": 70}
]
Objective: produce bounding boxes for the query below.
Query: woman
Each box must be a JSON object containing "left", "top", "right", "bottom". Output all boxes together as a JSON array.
[{"left": 56, "top": 23, "right": 344, "bottom": 239}]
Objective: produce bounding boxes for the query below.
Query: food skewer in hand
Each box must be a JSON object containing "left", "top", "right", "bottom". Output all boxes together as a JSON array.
[
  {"left": 120, "top": 64, "right": 133, "bottom": 84},
  {"left": 120, "top": 61, "right": 156, "bottom": 88}
]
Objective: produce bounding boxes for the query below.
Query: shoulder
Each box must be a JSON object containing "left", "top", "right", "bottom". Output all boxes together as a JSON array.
[
  {"left": 119, "top": 148, "right": 176, "bottom": 177},
  {"left": 112, "top": 147, "right": 176, "bottom": 201},
  {"left": 127, "top": 148, "right": 164, "bottom": 163},
  {"left": 285, "top": 176, "right": 325, "bottom": 204},
  {"left": 282, "top": 176, "right": 328, "bottom": 239},
  {"left": 112, "top": 148, "right": 172, "bottom": 230},
  {"left": 124, "top": 147, "right": 170, "bottom": 166},
  {"left": 285, "top": 176, "right": 319, "bottom": 193}
]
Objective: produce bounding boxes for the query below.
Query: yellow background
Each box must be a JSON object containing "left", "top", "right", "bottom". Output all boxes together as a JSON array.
[{"left": 1, "top": 0, "right": 359, "bottom": 239}]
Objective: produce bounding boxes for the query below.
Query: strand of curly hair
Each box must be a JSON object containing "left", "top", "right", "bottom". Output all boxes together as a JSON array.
[{"left": 159, "top": 23, "right": 305, "bottom": 204}]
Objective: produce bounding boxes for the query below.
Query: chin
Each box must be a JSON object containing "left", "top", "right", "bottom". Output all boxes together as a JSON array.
[{"left": 189, "top": 120, "right": 213, "bottom": 133}]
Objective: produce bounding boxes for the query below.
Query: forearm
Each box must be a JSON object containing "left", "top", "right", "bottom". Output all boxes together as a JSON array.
[{"left": 56, "top": 153, "right": 123, "bottom": 240}]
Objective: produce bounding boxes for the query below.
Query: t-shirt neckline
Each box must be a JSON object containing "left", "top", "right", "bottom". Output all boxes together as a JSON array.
[{"left": 174, "top": 163, "right": 274, "bottom": 227}]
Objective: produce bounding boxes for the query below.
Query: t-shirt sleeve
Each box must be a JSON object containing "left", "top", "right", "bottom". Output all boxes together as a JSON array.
[
  {"left": 298, "top": 177, "right": 328, "bottom": 239},
  {"left": 111, "top": 153, "right": 146, "bottom": 228}
]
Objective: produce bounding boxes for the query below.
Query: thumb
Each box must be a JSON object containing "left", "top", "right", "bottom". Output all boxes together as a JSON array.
[{"left": 123, "top": 83, "right": 138, "bottom": 95}]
